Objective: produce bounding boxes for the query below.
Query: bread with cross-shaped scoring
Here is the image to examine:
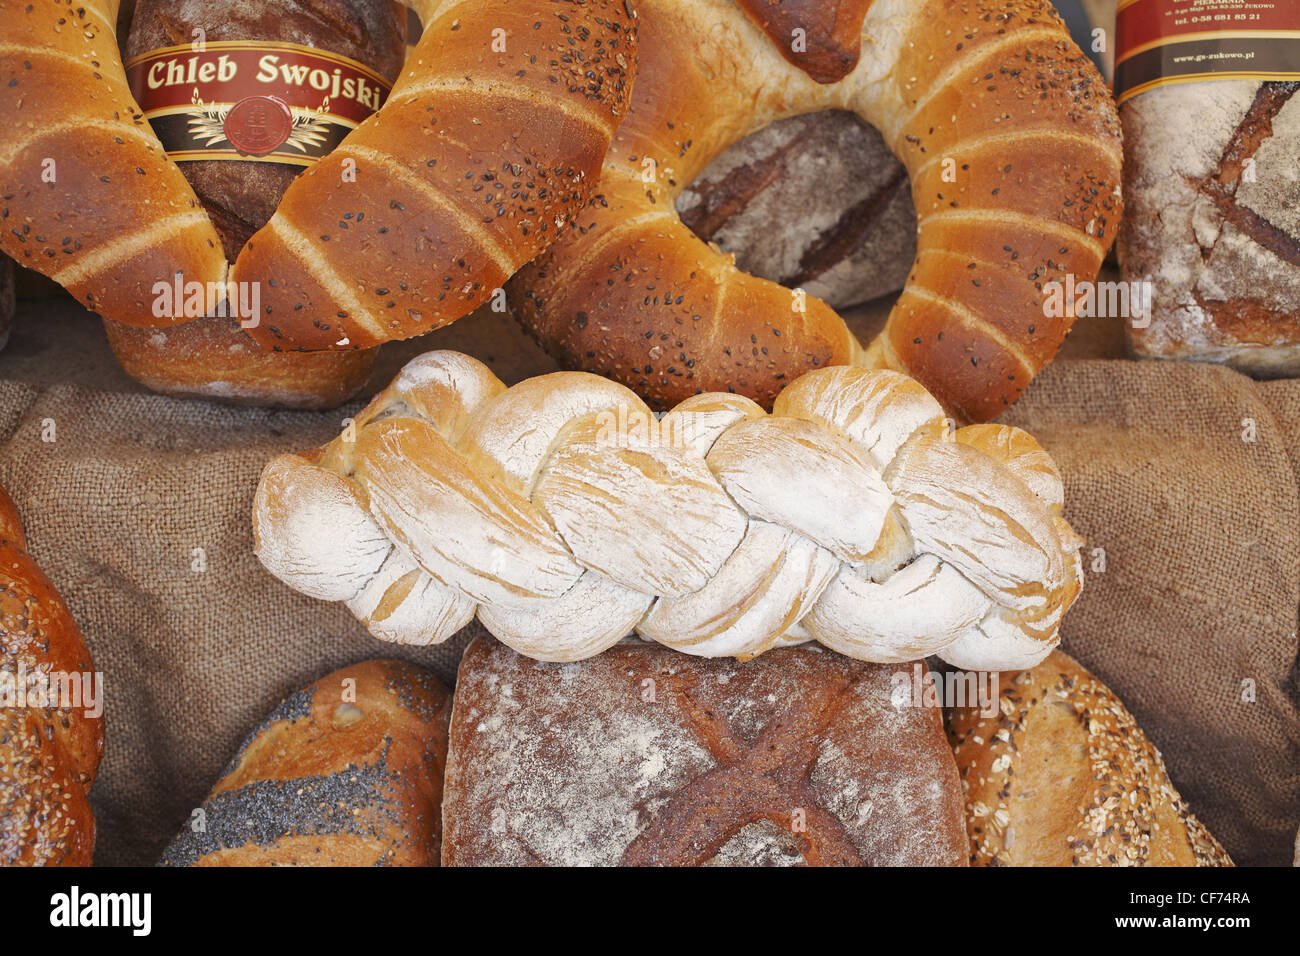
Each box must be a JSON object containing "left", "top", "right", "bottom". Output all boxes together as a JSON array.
[{"left": 442, "top": 636, "right": 968, "bottom": 866}]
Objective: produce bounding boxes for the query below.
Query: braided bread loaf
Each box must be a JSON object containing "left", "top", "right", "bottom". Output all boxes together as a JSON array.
[
  {"left": 0, "top": 484, "right": 103, "bottom": 866},
  {"left": 511, "top": 0, "right": 1123, "bottom": 421},
  {"left": 254, "top": 350, "right": 1083, "bottom": 669}
]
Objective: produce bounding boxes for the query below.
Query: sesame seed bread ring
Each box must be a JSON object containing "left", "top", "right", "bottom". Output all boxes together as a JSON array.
[
  {"left": 511, "top": 0, "right": 1123, "bottom": 421},
  {"left": 0, "top": 0, "right": 226, "bottom": 325},
  {"left": 949, "top": 650, "right": 1233, "bottom": 867},
  {"left": 233, "top": 0, "right": 638, "bottom": 351},
  {"left": 0, "top": 0, "right": 636, "bottom": 344}
]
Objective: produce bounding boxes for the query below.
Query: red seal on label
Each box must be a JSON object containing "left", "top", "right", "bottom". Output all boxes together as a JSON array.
[
  {"left": 223, "top": 95, "right": 294, "bottom": 156},
  {"left": 125, "top": 41, "right": 392, "bottom": 167}
]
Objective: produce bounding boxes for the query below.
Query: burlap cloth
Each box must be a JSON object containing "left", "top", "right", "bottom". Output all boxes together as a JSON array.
[{"left": 0, "top": 299, "right": 1296, "bottom": 866}]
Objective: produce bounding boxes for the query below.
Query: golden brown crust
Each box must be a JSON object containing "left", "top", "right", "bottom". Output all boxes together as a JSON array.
[
  {"left": 103, "top": 315, "right": 376, "bottom": 409},
  {"left": 948, "top": 650, "right": 1233, "bottom": 867},
  {"left": 514, "top": 208, "right": 857, "bottom": 410},
  {"left": 881, "top": 3, "right": 1122, "bottom": 420},
  {"left": 1, "top": 0, "right": 635, "bottom": 373},
  {"left": 0, "top": 0, "right": 226, "bottom": 328},
  {"left": 512, "top": 0, "right": 1122, "bottom": 420},
  {"left": 234, "top": 0, "right": 638, "bottom": 351},
  {"left": 0, "top": 487, "right": 104, "bottom": 867},
  {"left": 159, "top": 659, "right": 451, "bottom": 867}
]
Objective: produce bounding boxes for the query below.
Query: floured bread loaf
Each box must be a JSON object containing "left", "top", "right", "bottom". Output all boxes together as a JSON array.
[
  {"left": 159, "top": 659, "right": 450, "bottom": 867},
  {"left": 1121, "top": 81, "right": 1300, "bottom": 372},
  {"left": 948, "top": 650, "right": 1232, "bottom": 867},
  {"left": 253, "top": 351, "right": 1084, "bottom": 670},
  {"left": 442, "top": 637, "right": 968, "bottom": 867}
]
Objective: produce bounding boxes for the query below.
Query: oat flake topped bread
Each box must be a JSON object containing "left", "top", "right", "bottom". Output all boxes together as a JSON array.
[
  {"left": 948, "top": 650, "right": 1232, "bottom": 867},
  {"left": 442, "top": 637, "right": 969, "bottom": 867}
]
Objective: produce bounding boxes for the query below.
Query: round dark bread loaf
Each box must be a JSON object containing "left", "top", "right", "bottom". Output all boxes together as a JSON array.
[
  {"left": 443, "top": 637, "right": 970, "bottom": 866},
  {"left": 159, "top": 658, "right": 451, "bottom": 867},
  {"left": 948, "top": 650, "right": 1232, "bottom": 867},
  {"left": 677, "top": 111, "right": 915, "bottom": 312}
]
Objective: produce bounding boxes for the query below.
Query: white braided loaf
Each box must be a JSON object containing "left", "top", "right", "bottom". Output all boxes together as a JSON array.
[{"left": 253, "top": 351, "right": 1084, "bottom": 668}]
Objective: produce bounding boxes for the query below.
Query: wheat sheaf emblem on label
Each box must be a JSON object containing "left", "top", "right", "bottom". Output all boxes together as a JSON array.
[
  {"left": 125, "top": 41, "right": 391, "bottom": 167},
  {"left": 187, "top": 93, "right": 333, "bottom": 157}
]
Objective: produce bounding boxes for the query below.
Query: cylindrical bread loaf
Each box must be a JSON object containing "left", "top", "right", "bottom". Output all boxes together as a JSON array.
[
  {"left": 102, "top": 0, "right": 410, "bottom": 406},
  {"left": 1120, "top": 80, "right": 1300, "bottom": 373}
]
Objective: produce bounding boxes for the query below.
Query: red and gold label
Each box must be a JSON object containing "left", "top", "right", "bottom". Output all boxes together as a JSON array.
[
  {"left": 125, "top": 41, "right": 392, "bottom": 166},
  {"left": 1115, "top": 0, "right": 1300, "bottom": 105}
]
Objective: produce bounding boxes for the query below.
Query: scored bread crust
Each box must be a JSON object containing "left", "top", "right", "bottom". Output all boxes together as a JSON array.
[
  {"left": 1120, "top": 80, "right": 1300, "bottom": 373},
  {"left": 0, "top": 0, "right": 636, "bottom": 357},
  {"left": 948, "top": 650, "right": 1233, "bottom": 867},
  {"left": 252, "top": 349, "right": 1084, "bottom": 670},
  {"left": 0, "top": 0, "right": 225, "bottom": 326},
  {"left": 159, "top": 658, "right": 451, "bottom": 867},
  {"left": 511, "top": 0, "right": 1122, "bottom": 420},
  {"left": 232, "top": 0, "right": 638, "bottom": 351},
  {"left": 442, "top": 636, "right": 969, "bottom": 867}
]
